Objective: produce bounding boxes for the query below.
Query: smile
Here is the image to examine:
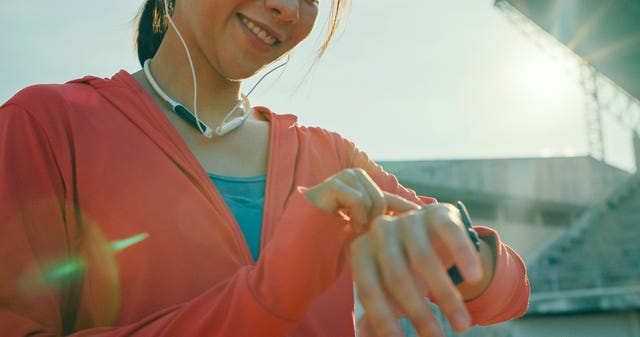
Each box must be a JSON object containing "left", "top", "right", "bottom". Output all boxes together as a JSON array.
[{"left": 238, "top": 14, "right": 280, "bottom": 46}]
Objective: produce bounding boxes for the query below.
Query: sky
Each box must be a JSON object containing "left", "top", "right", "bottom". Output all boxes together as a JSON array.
[{"left": 1, "top": 0, "right": 636, "bottom": 172}]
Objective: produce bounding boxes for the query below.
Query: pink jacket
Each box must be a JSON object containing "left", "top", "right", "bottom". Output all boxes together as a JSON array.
[{"left": 0, "top": 71, "right": 529, "bottom": 336}]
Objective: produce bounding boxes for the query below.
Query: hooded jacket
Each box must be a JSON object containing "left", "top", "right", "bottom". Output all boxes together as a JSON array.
[{"left": 0, "top": 71, "right": 529, "bottom": 336}]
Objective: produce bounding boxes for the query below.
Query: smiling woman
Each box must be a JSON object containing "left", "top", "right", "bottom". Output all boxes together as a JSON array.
[
  {"left": 135, "top": 0, "right": 346, "bottom": 67},
  {"left": 0, "top": 1, "right": 529, "bottom": 336}
]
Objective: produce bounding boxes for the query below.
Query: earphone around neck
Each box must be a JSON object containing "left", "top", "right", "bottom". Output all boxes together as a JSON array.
[
  {"left": 143, "top": 59, "right": 250, "bottom": 138},
  {"left": 147, "top": 0, "right": 288, "bottom": 138}
]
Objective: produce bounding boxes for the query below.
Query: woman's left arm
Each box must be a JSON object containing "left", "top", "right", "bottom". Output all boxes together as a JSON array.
[{"left": 343, "top": 138, "right": 530, "bottom": 327}]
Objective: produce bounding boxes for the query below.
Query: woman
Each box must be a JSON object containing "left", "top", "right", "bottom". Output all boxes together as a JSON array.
[{"left": 0, "top": 0, "right": 529, "bottom": 336}]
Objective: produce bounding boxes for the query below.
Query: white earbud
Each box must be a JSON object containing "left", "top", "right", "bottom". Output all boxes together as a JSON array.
[
  {"left": 215, "top": 93, "right": 251, "bottom": 136},
  {"left": 216, "top": 117, "right": 245, "bottom": 136}
]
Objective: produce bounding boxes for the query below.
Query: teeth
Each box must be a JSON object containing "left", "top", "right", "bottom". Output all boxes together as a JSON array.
[{"left": 241, "top": 16, "right": 277, "bottom": 46}]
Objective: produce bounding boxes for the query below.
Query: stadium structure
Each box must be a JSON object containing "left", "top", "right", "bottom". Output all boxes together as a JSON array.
[
  {"left": 379, "top": 1, "right": 640, "bottom": 336},
  {"left": 488, "top": 2, "right": 640, "bottom": 335},
  {"left": 380, "top": 146, "right": 640, "bottom": 337},
  {"left": 381, "top": 151, "right": 639, "bottom": 336}
]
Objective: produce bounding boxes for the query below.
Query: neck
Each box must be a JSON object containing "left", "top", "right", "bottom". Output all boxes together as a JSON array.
[{"left": 150, "top": 37, "right": 245, "bottom": 126}]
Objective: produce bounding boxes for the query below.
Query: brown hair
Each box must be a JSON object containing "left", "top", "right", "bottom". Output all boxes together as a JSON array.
[{"left": 134, "top": 0, "right": 350, "bottom": 67}]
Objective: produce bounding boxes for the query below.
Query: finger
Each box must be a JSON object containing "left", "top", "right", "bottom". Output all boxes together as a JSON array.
[
  {"left": 350, "top": 234, "right": 403, "bottom": 337},
  {"left": 371, "top": 216, "right": 444, "bottom": 337},
  {"left": 334, "top": 180, "right": 370, "bottom": 227},
  {"left": 302, "top": 175, "right": 363, "bottom": 213},
  {"left": 351, "top": 168, "right": 387, "bottom": 221},
  {"left": 426, "top": 205, "right": 483, "bottom": 283},
  {"left": 383, "top": 192, "right": 421, "bottom": 213},
  {"left": 338, "top": 169, "right": 372, "bottom": 226},
  {"left": 303, "top": 176, "right": 367, "bottom": 224},
  {"left": 399, "top": 214, "right": 471, "bottom": 333}
]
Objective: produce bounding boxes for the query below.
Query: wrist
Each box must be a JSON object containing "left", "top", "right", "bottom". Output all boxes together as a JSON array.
[{"left": 459, "top": 237, "right": 496, "bottom": 301}]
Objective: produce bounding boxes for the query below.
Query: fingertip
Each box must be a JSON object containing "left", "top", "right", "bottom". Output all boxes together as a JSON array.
[{"left": 451, "top": 309, "right": 471, "bottom": 333}]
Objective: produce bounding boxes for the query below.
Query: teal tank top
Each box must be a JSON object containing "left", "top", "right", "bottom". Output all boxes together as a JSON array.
[{"left": 208, "top": 172, "right": 266, "bottom": 262}]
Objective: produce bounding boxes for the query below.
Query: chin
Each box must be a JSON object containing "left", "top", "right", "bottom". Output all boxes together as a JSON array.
[
  {"left": 224, "top": 62, "right": 277, "bottom": 81},
  {"left": 224, "top": 69, "right": 261, "bottom": 81}
]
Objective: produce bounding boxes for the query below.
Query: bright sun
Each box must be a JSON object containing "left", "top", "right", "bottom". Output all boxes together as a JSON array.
[{"left": 515, "top": 51, "right": 576, "bottom": 108}]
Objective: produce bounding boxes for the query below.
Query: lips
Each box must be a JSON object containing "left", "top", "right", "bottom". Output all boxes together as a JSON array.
[{"left": 238, "top": 14, "right": 281, "bottom": 47}]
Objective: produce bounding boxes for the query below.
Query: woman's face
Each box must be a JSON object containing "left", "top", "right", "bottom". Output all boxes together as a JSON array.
[{"left": 172, "top": 0, "right": 319, "bottom": 79}]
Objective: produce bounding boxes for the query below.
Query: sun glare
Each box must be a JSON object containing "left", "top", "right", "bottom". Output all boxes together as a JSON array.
[{"left": 515, "top": 51, "right": 576, "bottom": 108}]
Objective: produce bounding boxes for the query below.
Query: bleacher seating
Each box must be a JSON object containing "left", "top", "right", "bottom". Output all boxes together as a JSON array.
[{"left": 527, "top": 173, "right": 640, "bottom": 312}]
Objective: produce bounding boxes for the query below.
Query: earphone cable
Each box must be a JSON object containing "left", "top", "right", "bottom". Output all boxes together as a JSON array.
[
  {"left": 164, "top": 0, "right": 205, "bottom": 136},
  {"left": 161, "top": 0, "right": 289, "bottom": 137}
]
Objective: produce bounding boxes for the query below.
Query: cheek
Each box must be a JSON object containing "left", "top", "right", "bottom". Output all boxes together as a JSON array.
[{"left": 292, "top": 11, "right": 318, "bottom": 45}]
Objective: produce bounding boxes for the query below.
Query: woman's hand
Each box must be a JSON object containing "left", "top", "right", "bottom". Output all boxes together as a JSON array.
[
  {"left": 303, "top": 168, "right": 484, "bottom": 337},
  {"left": 352, "top": 203, "right": 483, "bottom": 337},
  {"left": 302, "top": 168, "right": 392, "bottom": 232}
]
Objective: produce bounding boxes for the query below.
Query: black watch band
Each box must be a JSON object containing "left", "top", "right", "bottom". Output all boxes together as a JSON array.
[{"left": 447, "top": 201, "right": 481, "bottom": 285}]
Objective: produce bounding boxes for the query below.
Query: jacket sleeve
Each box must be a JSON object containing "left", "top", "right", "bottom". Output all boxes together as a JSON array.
[
  {"left": 0, "top": 101, "right": 349, "bottom": 336},
  {"left": 342, "top": 137, "right": 530, "bottom": 326},
  {"left": 464, "top": 226, "right": 530, "bottom": 326}
]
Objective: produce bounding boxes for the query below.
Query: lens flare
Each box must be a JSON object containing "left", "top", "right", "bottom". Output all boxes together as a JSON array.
[
  {"left": 35, "top": 233, "right": 150, "bottom": 285},
  {"left": 19, "top": 231, "right": 149, "bottom": 293},
  {"left": 110, "top": 232, "right": 150, "bottom": 253}
]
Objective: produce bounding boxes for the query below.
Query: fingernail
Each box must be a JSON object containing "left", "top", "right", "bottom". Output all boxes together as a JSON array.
[{"left": 453, "top": 310, "right": 470, "bottom": 331}]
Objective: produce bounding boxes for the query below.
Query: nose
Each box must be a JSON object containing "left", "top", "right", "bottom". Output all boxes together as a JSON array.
[{"left": 265, "top": 0, "right": 299, "bottom": 24}]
